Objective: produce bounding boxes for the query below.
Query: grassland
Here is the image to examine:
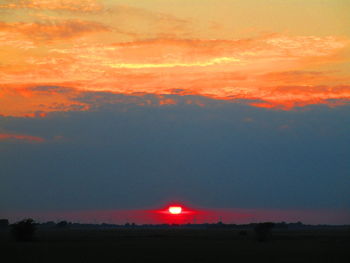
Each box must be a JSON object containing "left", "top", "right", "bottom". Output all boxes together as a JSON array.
[{"left": 1, "top": 227, "right": 349, "bottom": 262}]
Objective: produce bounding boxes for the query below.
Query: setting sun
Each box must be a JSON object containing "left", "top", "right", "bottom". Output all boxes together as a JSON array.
[{"left": 168, "top": 206, "right": 182, "bottom": 215}]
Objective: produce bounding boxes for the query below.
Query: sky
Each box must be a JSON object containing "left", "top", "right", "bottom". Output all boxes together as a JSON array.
[{"left": 0, "top": 0, "right": 350, "bottom": 224}]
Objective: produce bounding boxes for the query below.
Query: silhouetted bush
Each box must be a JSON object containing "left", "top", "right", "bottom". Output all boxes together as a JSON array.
[
  {"left": 11, "top": 219, "right": 36, "bottom": 242},
  {"left": 56, "top": 221, "right": 68, "bottom": 228},
  {"left": 0, "top": 219, "right": 9, "bottom": 228},
  {"left": 254, "top": 222, "right": 275, "bottom": 242}
]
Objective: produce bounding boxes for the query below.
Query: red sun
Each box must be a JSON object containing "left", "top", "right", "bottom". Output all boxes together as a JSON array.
[{"left": 168, "top": 206, "right": 182, "bottom": 215}]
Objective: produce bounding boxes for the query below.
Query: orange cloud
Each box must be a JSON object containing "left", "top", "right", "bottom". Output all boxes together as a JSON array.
[
  {"left": 259, "top": 71, "right": 337, "bottom": 85},
  {"left": 0, "top": 133, "right": 45, "bottom": 142},
  {"left": 0, "top": 19, "right": 109, "bottom": 41},
  {"left": 1, "top": 29, "right": 349, "bottom": 115},
  {"left": 0, "top": 85, "right": 89, "bottom": 117},
  {"left": 0, "top": 0, "right": 102, "bottom": 12},
  {"left": 104, "top": 5, "right": 190, "bottom": 39},
  {"left": 248, "top": 85, "right": 350, "bottom": 110},
  {"left": 44, "top": 35, "right": 346, "bottom": 74},
  {"left": 1, "top": 83, "right": 350, "bottom": 118}
]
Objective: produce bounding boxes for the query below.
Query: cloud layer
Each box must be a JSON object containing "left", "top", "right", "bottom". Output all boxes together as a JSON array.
[
  {"left": 1, "top": 34, "right": 349, "bottom": 116},
  {"left": 1, "top": 1, "right": 349, "bottom": 115}
]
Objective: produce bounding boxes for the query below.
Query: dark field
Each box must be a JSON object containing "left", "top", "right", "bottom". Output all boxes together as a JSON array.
[{"left": 1, "top": 228, "right": 349, "bottom": 263}]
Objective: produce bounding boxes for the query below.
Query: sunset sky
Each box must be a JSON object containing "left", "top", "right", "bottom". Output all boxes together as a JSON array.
[{"left": 1, "top": 0, "right": 350, "bottom": 224}]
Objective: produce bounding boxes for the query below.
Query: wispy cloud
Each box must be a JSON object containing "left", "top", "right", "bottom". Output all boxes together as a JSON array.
[
  {"left": 0, "top": 85, "right": 89, "bottom": 117},
  {"left": 1, "top": 84, "right": 350, "bottom": 118},
  {"left": 0, "top": 0, "right": 102, "bottom": 12},
  {"left": 0, "top": 19, "right": 109, "bottom": 41},
  {"left": 104, "top": 57, "right": 241, "bottom": 69},
  {"left": 0, "top": 133, "right": 45, "bottom": 142},
  {"left": 45, "top": 35, "right": 347, "bottom": 72},
  {"left": 0, "top": 1, "right": 349, "bottom": 114}
]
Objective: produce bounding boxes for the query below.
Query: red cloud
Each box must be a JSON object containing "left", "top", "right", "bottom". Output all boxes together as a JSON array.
[
  {"left": 0, "top": 84, "right": 90, "bottom": 117},
  {"left": 0, "top": 133, "right": 45, "bottom": 142}
]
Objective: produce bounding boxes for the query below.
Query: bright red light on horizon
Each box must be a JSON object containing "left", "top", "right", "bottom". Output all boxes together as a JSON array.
[
  {"left": 153, "top": 203, "right": 197, "bottom": 224},
  {"left": 168, "top": 206, "right": 182, "bottom": 215}
]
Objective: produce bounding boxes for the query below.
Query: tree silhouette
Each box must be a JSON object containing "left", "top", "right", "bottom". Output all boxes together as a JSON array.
[
  {"left": 11, "top": 219, "right": 37, "bottom": 242},
  {"left": 56, "top": 221, "right": 69, "bottom": 228},
  {"left": 0, "top": 219, "right": 9, "bottom": 228}
]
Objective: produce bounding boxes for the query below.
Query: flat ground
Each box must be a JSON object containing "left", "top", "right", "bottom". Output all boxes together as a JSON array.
[{"left": 1, "top": 228, "right": 349, "bottom": 262}]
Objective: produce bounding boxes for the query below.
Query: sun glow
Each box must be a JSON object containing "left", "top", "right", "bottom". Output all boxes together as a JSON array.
[{"left": 168, "top": 206, "right": 182, "bottom": 215}]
